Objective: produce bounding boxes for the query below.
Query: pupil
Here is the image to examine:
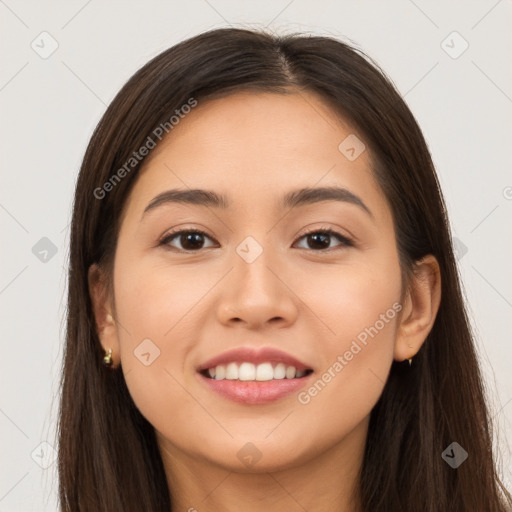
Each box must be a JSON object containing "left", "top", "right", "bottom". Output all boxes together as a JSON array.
[
  {"left": 182, "top": 233, "right": 203, "bottom": 250},
  {"left": 309, "top": 233, "right": 329, "bottom": 249}
]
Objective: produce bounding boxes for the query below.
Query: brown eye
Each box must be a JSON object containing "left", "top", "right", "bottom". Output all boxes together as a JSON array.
[
  {"left": 160, "top": 230, "right": 216, "bottom": 251},
  {"left": 159, "top": 228, "right": 353, "bottom": 253},
  {"left": 294, "top": 229, "right": 353, "bottom": 251}
]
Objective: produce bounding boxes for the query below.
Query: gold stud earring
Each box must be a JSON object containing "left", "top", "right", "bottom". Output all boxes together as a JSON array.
[{"left": 103, "top": 348, "right": 113, "bottom": 368}]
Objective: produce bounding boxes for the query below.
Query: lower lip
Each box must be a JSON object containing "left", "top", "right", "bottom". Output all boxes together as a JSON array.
[{"left": 197, "top": 372, "right": 313, "bottom": 404}]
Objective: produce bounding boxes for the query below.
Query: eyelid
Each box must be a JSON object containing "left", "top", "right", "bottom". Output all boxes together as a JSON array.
[{"left": 295, "top": 224, "right": 353, "bottom": 243}]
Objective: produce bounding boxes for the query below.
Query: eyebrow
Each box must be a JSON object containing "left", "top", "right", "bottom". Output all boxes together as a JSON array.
[{"left": 141, "top": 186, "right": 373, "bottom": 220}]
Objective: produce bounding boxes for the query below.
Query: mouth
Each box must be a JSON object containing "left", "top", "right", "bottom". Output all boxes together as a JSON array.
[
  {"left": 199, "top": 362, "right": 314, "bottom": 381},
  {"left": 196, "top": 352, "right": 315, "bottom": 404},
  {"left": 196, "top": 346, "right": 315, "bottom": 404}
]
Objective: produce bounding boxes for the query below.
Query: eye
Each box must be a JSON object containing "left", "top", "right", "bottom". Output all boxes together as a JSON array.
[
  {"left": 159, "top": 229, "right": 217, "bottom": 252},
  {"left": 294, "top": 228, "right": 353, "bottom": 251},
  {"left": 159, "top": 227, "right": 353, "bottom": 253}
]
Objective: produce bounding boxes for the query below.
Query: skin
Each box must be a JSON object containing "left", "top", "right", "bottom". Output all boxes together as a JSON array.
[{"left": 89, "top": 91, "right": 441, "bottom": 512}]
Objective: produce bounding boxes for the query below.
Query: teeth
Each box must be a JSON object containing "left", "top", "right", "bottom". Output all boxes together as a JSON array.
[
  {"left": 225, "top": 362, "right": 238, "bottom": 380},
  {"left": 239, "top": 362, "right": 256, "bottom": 381},
  {"left": 285, "top": 365, "right": 296, "bottom": 379},
  {"left": 274, "top": 363, "right": 286, "bottom": 379},
  {"left": 216, "top": 365, "right": 226, "bottom": 379},
  {"left": 255, "top": 362, "right": 274, "bottom": 381},
  {"left": 207, "top": 362, "right": 310, "bottom": 381}
]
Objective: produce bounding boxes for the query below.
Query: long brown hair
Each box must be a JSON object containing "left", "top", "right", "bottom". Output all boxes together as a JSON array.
[{"left": 58, "top": 27, "right": 512, "bottom": 511}]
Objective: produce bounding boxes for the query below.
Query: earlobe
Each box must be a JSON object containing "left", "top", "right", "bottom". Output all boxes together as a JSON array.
[
  {"left": 88, "top": 264, "right": 119, "bottom": 365},
  {"left": 394, "top": 255, "right": 442, "bottom": 362}
]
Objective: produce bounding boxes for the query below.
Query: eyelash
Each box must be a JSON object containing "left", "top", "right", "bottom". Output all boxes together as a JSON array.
[{"left": 158, "top": 226, "right": 354, "bottom": 253}]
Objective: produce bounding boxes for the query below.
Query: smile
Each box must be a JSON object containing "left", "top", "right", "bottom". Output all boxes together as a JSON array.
[
  {"left": 201, "top": 361, "right": 313, "bottom": 381},
  {"left": 197, "top": 365, "right": 314, "bottom": 405}
]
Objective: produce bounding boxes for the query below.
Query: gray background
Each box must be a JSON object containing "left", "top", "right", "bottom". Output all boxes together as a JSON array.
[{"left": 1, "top": 1, "right": 511, "bottom": 510}]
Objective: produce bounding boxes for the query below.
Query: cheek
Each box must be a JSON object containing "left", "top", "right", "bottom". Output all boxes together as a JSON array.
[
  {"left": 112, "top": 258, "right": 219, "bottom": 435},
  {"left": 292, "top": 259, "right": 402, "bottom": 440},
  {"left": 293, "top": 257, "right": 401, "bottom": 398},
  {"left": 113, "top": 259, "right": 208, "bottom": 346},
  {"left": 295, "top": 252, "right": 402, "bottom": 346}
]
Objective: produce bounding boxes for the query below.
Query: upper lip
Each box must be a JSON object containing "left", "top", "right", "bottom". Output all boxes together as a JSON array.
[{"left": 197, "top": 346, "right": 313, "bottom": 372}]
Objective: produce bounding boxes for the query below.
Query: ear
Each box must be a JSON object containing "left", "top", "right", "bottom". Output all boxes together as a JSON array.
[
  {"left": 394, "top": 255, "right": 441, "bottom": 362},
  {"left": 88, "top": 263, "right": 120, "bottom": 366}
]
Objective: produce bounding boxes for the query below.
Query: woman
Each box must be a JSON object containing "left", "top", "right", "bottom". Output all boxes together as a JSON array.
[{"left": 58, "top": 27, "right": 512, "bottom": 511}]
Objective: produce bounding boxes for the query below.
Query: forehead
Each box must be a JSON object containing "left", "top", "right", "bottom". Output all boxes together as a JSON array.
[
  {"left": 121, "top": 91, "right": 388, "bottom": 221},
  {"left": 145, "top": 90, "right": 360, "bottom": 167}
]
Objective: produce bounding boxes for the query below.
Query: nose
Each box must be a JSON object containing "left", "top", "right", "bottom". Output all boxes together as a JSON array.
[{"left": 215, "top": 247, "right": 299, "bottom": 330}]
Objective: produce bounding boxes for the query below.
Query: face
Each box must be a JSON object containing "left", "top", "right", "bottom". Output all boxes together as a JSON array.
[{"left": 96, "top": 91, "right": 407, "bottom": 472}]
